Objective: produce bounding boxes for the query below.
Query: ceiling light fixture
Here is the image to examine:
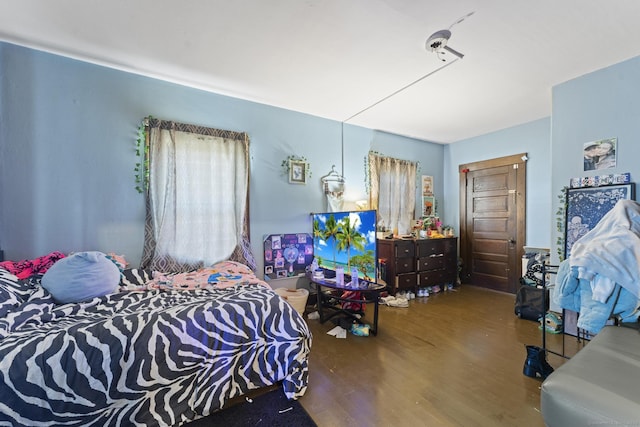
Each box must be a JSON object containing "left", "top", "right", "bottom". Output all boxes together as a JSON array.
[
  {"left": 426, "top": 29, "right": 464, "bottom": 62},
  {"left": 337, "top": 12, "right": 473, "bottom": 161},
  {"left": 343, "top": 12, "right": 474, "bottom": 123}
]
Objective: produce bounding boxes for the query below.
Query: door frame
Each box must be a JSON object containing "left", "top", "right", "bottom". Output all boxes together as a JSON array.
[{"left": 458, "top": 153, "right": 527, "bottom": 291}]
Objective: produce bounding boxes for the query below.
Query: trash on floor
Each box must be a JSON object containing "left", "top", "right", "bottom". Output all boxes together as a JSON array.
[
  {"left": 539, "top": 312, "right": 563, "bottom": 333},
  {"left": 326, "top": 325, "right": 347, "bottom": 338},
  {"left": 350, "top": 323, "right": 370, "bottom": 336}
]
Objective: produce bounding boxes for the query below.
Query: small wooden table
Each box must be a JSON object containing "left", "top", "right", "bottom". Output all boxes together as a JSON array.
[{"left": 307, "top": 271, "right": 386, "bottom": 336}]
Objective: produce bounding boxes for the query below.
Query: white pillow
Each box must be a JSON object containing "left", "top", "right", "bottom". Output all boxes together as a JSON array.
[{"left": 42, "top": 251, "right": 120, "bottom": 304}]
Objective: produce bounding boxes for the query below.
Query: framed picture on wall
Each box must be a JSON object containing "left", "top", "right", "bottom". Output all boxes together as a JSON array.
[
  {"left": 564, "top": 183, "right": 634, "bottom": 258},
  {"left": 422, "top": 195, "right": 435, "bottom": 217},
  {"left": 422, "top": 175, "right": 433, "bottom": 196},
  {"left": 583, "top": 137, "right": 617, "bottom": 171},
  {"left": 289, "top": 160, "right": 307, "bottom": 184}
]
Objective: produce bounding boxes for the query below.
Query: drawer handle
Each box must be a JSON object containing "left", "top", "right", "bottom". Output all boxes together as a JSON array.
[{"left": 429, "top": 253, "right": 444, "bottom": 258}]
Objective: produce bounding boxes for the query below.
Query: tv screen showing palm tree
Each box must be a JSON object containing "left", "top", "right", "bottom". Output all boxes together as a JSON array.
[{"left": 312, "top": 210, "right": 377, "bottom": 280}]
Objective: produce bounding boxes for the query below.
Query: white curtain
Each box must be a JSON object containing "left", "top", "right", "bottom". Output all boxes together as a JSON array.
[
  {"left": 368, "top": 152, "right": 417, "bottom": 235},
  {"left": 142, "top": 119, "right": 252, "bottom": 272}
]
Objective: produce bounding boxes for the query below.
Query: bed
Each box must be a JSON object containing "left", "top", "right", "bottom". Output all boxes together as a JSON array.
[{"left": 0, "top": 259, "right": 312, "bottom": 426}]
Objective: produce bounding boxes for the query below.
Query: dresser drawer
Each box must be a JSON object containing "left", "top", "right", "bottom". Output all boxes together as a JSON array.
[
  {"left": 376, "top": 237, "right": 458, "bottom": 294},
  {"left": 395, "top": 257, "right": 414, "bottom": 273},
  {"left": 416, "top": 239, "right": 446, "bottom": 257},
  {"left": 395, "top": 272, "right": 417, "bottom": 289},
  {"left": 417, "top": 255, "right": 445, "bottom": 271},
  {"left": 394, "top": 240, "right": 415, "bottom": 258}
]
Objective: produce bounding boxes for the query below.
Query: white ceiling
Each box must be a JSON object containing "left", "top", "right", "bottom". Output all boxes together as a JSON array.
[{"left": 3, "top": 1, "right": 640, "bottom": 143}]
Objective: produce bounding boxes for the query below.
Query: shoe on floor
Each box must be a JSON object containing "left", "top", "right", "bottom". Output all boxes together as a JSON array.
[
  {"left": 387, "top": 297, "right": 409, "bottom": 308},
  {"left": 380, "top": 295, "right": 396, "bottom": 304}
]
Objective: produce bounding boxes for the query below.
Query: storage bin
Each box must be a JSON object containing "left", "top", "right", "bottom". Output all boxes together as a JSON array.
[{"left": 275, "top": 288, "right": 309, "bottom": 314}]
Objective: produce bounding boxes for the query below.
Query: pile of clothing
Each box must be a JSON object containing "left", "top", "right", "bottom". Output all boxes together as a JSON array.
[
  {"left": 0, "top": 252, "right": 66, "bottom": 279},
  {"left": 555, "top": 199, "right": 640, "bottom": 334}
]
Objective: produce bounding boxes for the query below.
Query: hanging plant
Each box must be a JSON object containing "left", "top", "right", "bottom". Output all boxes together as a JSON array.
[
  {"left": 134, "top": 117, "right": 150, "bottom": 194},
  {"left": 364, "top": 150, "right": 383, "bottom": 194},
  {"left": 281, "top": 155, "right": 311, "bottom": 179},
  {"left": 555, "top": 186, "right": 569, "bottom": 261}
]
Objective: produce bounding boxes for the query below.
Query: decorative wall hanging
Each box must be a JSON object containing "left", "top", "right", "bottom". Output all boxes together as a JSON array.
[
  {"left": 282, "top": 155, "right": 311, "bottom": 184},
  {"left": 134, "top": 117, "right": 150, "bottom": 194},
  {"left": 569, "top": 172, "right": 630, "bottom": 189},
  {"left": 421, "top": 175, "right": 434, "bottom": 217},
  {"left": 320, "top": 165, "right": 346, "bottom": 212},
  {"left": 564, "top": 183, "right": 634, "bottom": 258},
  {"left": 422, "top": 195, "right": 436, "bottom": 217},
  {"left": 421, "top": 175, "right": 433, "bottom": 196},
  {"left": 263, "top": 233, "right": 313, "bottom": 279}
]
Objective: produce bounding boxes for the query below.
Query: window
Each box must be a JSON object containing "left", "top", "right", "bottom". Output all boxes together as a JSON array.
[
  {"left": 141, "top": 118, "right": 254, "bottom": 272},
  {"left": 368, "top": 152, "right": 417, "bottom": 235}
]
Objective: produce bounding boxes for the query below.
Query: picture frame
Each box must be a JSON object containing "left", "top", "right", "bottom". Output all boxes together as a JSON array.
[
  {"left": 564, "top": 183, "right": 634, "bottom": 258},
  {"left": 583, "top": 137, "right": 617, "bottom": 171},
  {"left": 422, "top": 195, "right": 436, "bottom": 217},
  {"left": 421, "top": 175, "right": 433, "bottom": 196},
  {"left": 289, "top": 160, "right": 307, "bottom": 184}
]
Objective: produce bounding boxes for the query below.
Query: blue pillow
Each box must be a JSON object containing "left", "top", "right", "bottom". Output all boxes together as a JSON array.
[{"left": 41, "top": 251, "right": 121, "bottom": 304}]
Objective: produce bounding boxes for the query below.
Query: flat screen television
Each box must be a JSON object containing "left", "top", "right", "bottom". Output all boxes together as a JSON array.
[{"left": 312, "top": 209, "right": 377, "bottom": 280}]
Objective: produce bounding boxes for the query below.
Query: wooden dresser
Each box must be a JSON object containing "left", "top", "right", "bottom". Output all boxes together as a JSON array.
[{"left": 377, "top": 237, "right": 458, "bottom": 294}]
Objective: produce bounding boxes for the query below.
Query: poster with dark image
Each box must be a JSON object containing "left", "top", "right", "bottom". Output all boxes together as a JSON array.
[{"left": 564, "top": 184, "right": 634, "bottom": 258}]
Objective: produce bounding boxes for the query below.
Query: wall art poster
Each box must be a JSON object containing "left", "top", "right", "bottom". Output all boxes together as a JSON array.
[
  {"left": 422, "top": 195, "right": 435, "bottom": 217},
  {"left": 564, "top": 183, "right": 634, "bottom": 258},
  {"left": 583, "top": 137, "right": 617, "bottom": 171},
  {"left": 422, "top": 175, "right": 434, "bottom": 196},
  {"left": 263, "top": 233, "right": 313, "bottom": 279}
]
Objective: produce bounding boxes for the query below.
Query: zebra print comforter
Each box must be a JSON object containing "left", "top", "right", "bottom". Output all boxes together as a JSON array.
[{"left": 0, "top": 269, "right": 311, "bottom": 426}]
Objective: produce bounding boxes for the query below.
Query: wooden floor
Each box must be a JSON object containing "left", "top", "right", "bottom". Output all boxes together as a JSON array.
[{"left": 298, "top": 285, "right": 582, "bottom": 427}]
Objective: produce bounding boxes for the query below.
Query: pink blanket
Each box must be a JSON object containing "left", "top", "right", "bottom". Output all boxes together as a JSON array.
[
  {"left": 0, "top": 251, "right": 66, "bottom": 279},
  {"left": 147, "top": 260, "right": 271, "bottom": 291}
]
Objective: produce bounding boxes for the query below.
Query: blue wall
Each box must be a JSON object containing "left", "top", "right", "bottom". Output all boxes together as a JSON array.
[
  {"left": 4, "top": 40, "right": 639, "bottom": 276},
  {"left": 444, "top": 118, "right": 552, "bottom": 249},
  {"left": 0, "top": 42, "right": 444, "bottom": 276},
  {"left": 444, "top": 55, "right": 640, "bottom": 262},
  {"left": 550, "top": 56, "right": 640, "bottom": 262}
]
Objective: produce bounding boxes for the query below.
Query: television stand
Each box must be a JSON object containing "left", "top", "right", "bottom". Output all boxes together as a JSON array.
[{"left": 306, "top": 271, "right": 386, "bottom": 335}]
